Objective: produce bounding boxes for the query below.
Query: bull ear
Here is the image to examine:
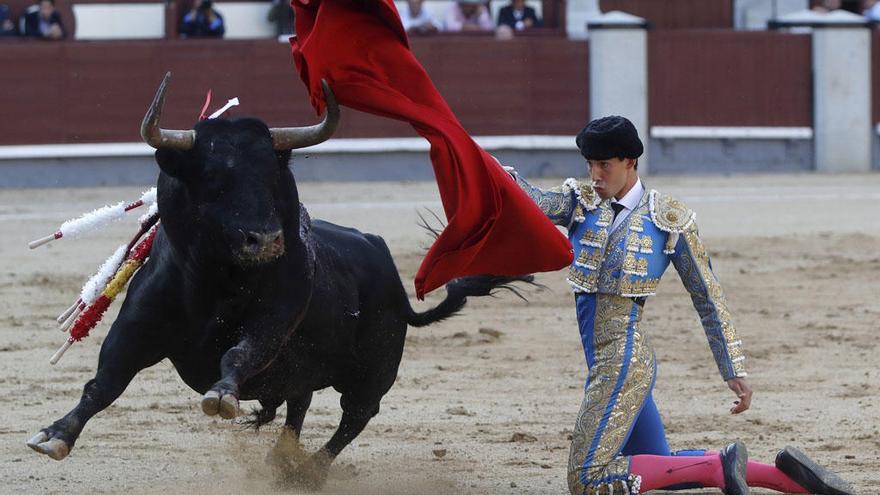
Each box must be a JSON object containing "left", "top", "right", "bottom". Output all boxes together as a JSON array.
[{"left": 155, "top": 149, "right": 190, "bottom": 179}]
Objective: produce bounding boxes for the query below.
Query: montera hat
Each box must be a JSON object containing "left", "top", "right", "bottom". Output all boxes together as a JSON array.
[{"left": 575, "top": 116, "right": 643, "bottom": 160}]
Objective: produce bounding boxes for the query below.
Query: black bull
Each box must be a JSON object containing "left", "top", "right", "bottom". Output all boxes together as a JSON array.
[{"left": 27, "top": 75, "right": 531, "bottom": 486}]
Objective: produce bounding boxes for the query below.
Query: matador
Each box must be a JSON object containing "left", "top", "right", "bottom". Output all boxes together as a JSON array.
[{"left": 506, "top": 116, "right": 855, "bottom": 495}]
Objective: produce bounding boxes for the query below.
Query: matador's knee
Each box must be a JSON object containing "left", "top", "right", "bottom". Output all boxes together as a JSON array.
[{"left": 568, "top": 458, "right": 641, "bottom": 495}]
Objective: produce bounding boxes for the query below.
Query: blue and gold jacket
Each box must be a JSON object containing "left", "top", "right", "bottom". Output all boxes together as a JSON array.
[{"left": 516, "top": 175, "right": 746, "bottom": 381}]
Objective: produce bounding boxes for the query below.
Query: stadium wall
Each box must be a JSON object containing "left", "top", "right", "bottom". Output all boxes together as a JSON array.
[
  {"left": 0, "top": 37, "right": 588, "bottom": 144},
  {"left": 1, "top": 26, "right": 878, "bottom": 185}
]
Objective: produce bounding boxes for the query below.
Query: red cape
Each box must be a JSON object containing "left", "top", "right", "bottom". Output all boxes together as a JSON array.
[{"left": 290, "top": 0, "right": 573, "bottom": 299}]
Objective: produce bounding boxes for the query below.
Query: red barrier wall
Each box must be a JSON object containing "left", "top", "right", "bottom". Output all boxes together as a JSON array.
[
  {"left": 649, "top": 30, "right": 812, "bottom": 127},
  {"left": 599, "top": 0, "right": 733, "bottom": 29},
  {"left": 0, "top": 29, "right": 820, "bottom": 146},
  {"left": 0, "top": 37, "right": 589, "bottom": 145}
]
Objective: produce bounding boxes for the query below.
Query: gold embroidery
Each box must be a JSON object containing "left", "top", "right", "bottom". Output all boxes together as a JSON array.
[
  {"left": 622, "top": 253, "right": 636, "bottom": 273},
  {"left": 640, "top": 235, "right": 653, "bottom": 254},
  {"left": 629, "top": 214, "right": 644, "bottom": 233},
  {"left": 595, "top": 207, "right": 614, "bottom": 227},
  {"left": 682, "top": 228, "right": 746, "bottom": 378},
  {"left": 538, "top": 193, "right": 572, "bottom": 222},
  {"left": 649, "top": 190, "right": 695, "bottom": 233},
  {"left": 567, "top": 295, "right": 654, "bottom": 494},
  {"left": 592, "top": 294, "right": 636, "bottom": 345},
  {"left": 578, "top": 182, "right": 599, "bottom": 211},
  {"left": 568, "top": 266, "right": 599, "bottom": 292},
  {"left": 574, "top": 202, "right": 585, "bottom": 223},
  {"left": 580, "top": 228, "right": 608, "bottom": 248},
  {"left": 625, "top": 233, "right": 640, "bottom": 253},
  {"left": 664, "top": 232, "right": 679, "bottom": 254},
  {"left": 576, "top": 469, "right": 640, "bottom": 495},
  {"left": 622, "top": 253, "right": 647, "bottom": 277},
  {"left": 590, "top": 330, "right": 653, "bottom": 478},
  {"left": 618, "top": 277, "right": 661, "bottom": 297},
  {"left": 575, "top": 249, "right": 603, "bottom": 271},
  {"left": 516, "top": 175, "right": 577, "bottom": 226}
]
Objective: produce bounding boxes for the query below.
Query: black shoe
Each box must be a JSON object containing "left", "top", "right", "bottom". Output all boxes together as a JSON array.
[
  {"left": 775, "top": 446, "right": 856, "bottom": 495},
  {"left": 720, "top": 441, "right": 750, "bottom": 495}
]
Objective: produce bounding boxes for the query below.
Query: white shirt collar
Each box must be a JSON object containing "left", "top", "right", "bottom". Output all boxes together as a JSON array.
[{"left": 613, "top": 178, "right": 643, "bottom": 212}]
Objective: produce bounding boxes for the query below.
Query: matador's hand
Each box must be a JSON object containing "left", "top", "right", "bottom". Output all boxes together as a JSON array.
[{"left": 726, "top": 377, "right": 752, "bottom": 414}]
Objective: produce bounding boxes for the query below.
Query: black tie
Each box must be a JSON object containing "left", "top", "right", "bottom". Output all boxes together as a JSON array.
[{"left": 611, "top": 202, "right": 626, "bottom": 220}]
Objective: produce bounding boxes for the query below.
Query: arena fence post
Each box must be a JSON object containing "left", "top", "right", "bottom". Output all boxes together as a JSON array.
[
  {"left": 770, "top": 9, "right": 872, "bottom": 172},
  {"left": 587, "top": 11, "right": 650, "bottom": 173}
]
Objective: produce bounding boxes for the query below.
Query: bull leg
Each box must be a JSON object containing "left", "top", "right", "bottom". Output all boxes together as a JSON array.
[
  {"left": 27, "top": 322, "right": 164, "bottom": 460},
  {"left": 284, "top": 391, "right": 313, "bottom": 435},
  {"left": 267, "top": 392, "right": 313, "bottom": 471},
  {"left": 202, "top": 321, "right": 298, "bottom": 419},
  {"left": 287, "top": 396, "right": 379, "bottom": 489},
  {"left": 200, "top": 339, "right": 258, "bottom": 419}
]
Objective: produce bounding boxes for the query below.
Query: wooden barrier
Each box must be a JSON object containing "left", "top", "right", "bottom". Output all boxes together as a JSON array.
[
  {"left": 649, "top": 30, "right": 812, "bottom": 126},
  {"left": 0, "top": 29, "right": 827, "bottom": 146},
  {"left": 599, "top": 0, "right": 733, "bottom": 29},
  {"left": 0, "top": 37, "right": 589, "bottom": 145}
]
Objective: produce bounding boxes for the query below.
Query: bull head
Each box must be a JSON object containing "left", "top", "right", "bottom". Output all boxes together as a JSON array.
[{"left": 140, "top": 72, "right": 340, "bottom": 151}]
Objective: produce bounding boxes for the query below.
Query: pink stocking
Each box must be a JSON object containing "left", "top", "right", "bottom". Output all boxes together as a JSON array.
[
  {"left": 746, "top": 461, "right": 808, "bottom": 493},
  {"left": 630, "top": 454, "right": 725, "bottom": 492},
  {"left": 701, "top": 450, "right": 809, "bottom": 493}
]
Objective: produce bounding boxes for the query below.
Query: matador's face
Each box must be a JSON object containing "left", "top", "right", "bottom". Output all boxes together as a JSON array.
[{"left": 587, "top": 157, "right": 637, "bottom": 200}]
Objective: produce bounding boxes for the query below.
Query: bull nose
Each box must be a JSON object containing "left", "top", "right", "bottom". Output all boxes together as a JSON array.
[
  {"left": 241, "top": 229, "right": 285, "bottom": 261},
  {"left": 244, "top": 229, "right": 284, "bottom": 250},
  {"left": 244, "top": 230, "right": 282, "bottom": 249}
]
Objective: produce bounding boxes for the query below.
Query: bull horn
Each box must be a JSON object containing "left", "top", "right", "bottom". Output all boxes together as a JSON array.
[
  {"left": 141, "top": 72, "right": 195, "bottom": 150},
  {"left": 270, "top": 79, "right": 340, "bottom": 151}
]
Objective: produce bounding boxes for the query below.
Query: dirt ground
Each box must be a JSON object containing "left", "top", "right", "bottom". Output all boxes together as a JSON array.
[{"left": 0, "top": 173, "right": 878, "bottom": 495}]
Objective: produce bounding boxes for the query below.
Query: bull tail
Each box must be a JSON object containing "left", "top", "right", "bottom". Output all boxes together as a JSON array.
[{"left": 406, "top": 274, "right": 536, "bottom": 327}]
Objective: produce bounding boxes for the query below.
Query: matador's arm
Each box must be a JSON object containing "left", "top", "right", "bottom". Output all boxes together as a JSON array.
[
  {"left": 507, "top": 169, "right": 596, "bottom": 227},
  {"left": 669, "top": 222, "right": 747, "bottom": 381}
]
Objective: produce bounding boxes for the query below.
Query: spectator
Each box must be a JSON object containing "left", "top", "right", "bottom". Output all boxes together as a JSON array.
[
  {"left": 840, "top": 0, "right": 862, "bottom": 14},
  {"left": 811, "top": 0, "right": 841, "bottom": 11},
  {"left": 444, "top": 0, "right": 493, "bottom": 32},
  {"left": 180, "top": 0, "right": 225, "bottom": 38},
  {"left": 497, "top": 0, "right": 540, "bottom": 31},
  {"left": 495, "top": 23, "right": 514, "bottom": 40},
  {"left": 865, "top": 0, "right": 880, "bottom": 20},
  {"left": 21, "top": 0, "right": 65, "bottom": 40},
  {"left": 0, "top": 4, "right": 17, "bottom": 36},
  {"left": 401, "top": 0, "right": 439, "bottom": 35},
  {"left": 811, "top": 0, "right": 860, "bottom": 13},
  {"left": 268, "top": 0, "right": 294, "bottom": 36}
]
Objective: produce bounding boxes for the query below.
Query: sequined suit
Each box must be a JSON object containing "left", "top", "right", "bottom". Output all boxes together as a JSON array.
[{"left": 515, "top": 175, "right": 747, "bottom": 494}]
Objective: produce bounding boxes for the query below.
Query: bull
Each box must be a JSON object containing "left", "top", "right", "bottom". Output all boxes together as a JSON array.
[{"left": 27, "top": 73, "right": 528, "bottom": 486}]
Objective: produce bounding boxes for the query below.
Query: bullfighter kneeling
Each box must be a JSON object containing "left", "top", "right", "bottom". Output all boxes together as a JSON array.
[{"left": 505, "top": 116, "right": 855, "bottom": 495}]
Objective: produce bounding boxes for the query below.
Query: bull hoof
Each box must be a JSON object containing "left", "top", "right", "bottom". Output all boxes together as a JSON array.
[
  {"left": 201, "top": 390, "right": 239, "bottom": 419},
  {"left": 219, "top": 394, "right": 239, "bottom": 419},
  {"left": 267, "top": 427, "right": 308, "bottom": 471},
  {"left": 278, "top": 450, "right": 333, "bottom": 490},
  {"left": 27, "top": 432, "right": 70, "bottom": 461}
]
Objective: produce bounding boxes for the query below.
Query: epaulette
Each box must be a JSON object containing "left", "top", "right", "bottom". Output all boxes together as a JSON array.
[
  {"left": 648, "top": 189, "right": 695, "bottom": 233},
  {"left": 562, "top": 178, "right": 599, "bottom": 212}
]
